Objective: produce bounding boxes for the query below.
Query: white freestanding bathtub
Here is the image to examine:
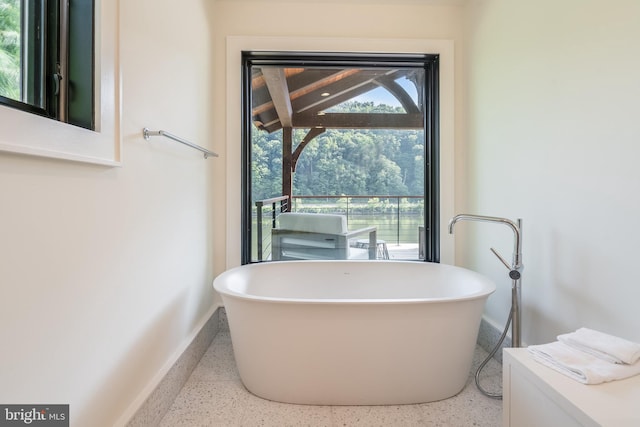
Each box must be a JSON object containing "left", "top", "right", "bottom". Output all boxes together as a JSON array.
[{"left": 213, "top": 260, "right": 496, "bottom": 405}]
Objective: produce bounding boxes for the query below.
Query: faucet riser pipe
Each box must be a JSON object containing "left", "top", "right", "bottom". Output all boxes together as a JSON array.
[{"left": 512, "top": 279, "right": 522, "bottom": 348}]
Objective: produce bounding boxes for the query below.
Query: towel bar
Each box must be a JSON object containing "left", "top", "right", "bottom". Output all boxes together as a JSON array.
[{"left": 143, "top": 128, "right": 218, "bottom": 159}]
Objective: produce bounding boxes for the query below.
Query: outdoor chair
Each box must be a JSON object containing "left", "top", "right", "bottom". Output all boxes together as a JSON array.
[{"left": 271, "top": 212, "right": 377, "bottom": 260}]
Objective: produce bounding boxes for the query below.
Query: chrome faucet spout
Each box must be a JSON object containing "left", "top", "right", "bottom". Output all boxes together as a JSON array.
[{"left": 448, "top": 214, "right": 522, "bottom": 271}]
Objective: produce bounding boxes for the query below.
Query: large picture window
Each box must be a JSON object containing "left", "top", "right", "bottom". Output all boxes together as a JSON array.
[{"left": 241, "top": 52, "right": 439, "bottom": 264}]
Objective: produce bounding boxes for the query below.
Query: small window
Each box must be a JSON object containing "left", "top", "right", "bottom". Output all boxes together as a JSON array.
[{"left": 0, "top": 0, "right": 94, "bottom": 129}]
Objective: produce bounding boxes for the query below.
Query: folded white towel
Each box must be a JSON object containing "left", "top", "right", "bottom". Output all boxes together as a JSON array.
[
  {"left": 528, "top": 341, "right": 640, "bottom": 384},
  {"left": 558, "top": 328, "right": 640, "bottom": 365}
]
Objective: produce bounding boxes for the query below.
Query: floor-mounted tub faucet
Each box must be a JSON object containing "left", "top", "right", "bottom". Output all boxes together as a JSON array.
[{"left": 448, "top": 214, "right": 523, "bottom": 348}]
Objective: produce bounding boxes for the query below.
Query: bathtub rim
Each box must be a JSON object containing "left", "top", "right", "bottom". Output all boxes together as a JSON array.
[{"left": 213, "top": 260, "right": 496, "bottom": 305}]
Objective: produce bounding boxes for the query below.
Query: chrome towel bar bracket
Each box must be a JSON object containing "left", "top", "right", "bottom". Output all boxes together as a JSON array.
[{"left": 143, "top": 128, "right": 218, "bottom": 159}]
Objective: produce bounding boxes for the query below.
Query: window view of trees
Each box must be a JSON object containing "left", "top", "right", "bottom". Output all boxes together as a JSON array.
[
  {"left": 252, "top": 101, "right": 424, "bottom": 201},
  {"left": 244, "top": 55, "right": 439, "bottom": 263},
  {"left": 0, "top": 0, "right": 20, "bottom": 100}
]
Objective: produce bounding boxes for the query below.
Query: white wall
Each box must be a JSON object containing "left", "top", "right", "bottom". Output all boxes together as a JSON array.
[
  {"left": 0, "top": 1, "right": 218, "bottom": 425},
  {"left": 464, "top": 0, "right": 640, "bottom": 344}
]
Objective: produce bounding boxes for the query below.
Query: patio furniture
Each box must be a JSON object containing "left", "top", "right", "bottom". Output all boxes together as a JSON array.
[
  {"left": 271, "top": 213, "right": 377, "bottom": 260},
  {"left": 352, "top": 238, "right": 390, "bottom": 260}
]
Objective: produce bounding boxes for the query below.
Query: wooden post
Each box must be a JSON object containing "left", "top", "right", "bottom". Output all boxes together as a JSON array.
[{"left": 282, "top": 127, "right": 293, "bottom": 211}]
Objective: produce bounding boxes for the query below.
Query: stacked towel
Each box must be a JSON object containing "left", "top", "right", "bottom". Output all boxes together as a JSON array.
[
  {"left": 558, "top": 327, "right": 640, "bottom": 365},
  {"left": 528, "top": 329, "right": 640, "bottom": 385}
]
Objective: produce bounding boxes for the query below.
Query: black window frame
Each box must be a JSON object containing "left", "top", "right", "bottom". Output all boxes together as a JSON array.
[
  {"left": 0, "top": 0, "right": 94, "bottom": 130},
  {"left": 241, "top": 51, "right": 440, "bottom": 264}
]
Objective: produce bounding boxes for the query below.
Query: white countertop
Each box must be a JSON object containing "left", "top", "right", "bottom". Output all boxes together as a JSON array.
[{"left": 504, "top": 348, "right": 640, "bottom": 427}]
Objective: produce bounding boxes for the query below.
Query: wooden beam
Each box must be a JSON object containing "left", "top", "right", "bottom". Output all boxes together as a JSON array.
[
  {"left": 287, "top": 69, "right": 362, "bottom": 103},
  {"left": 282, "top": 127, "right": 293, "bottom": 210},
  {"left": 291, "top": 127, "right": 326, "bottom": 172},
  {"left": 262, "top": 68, "right": 293, "bottom": 128},
  {"left": 374, "top": 76, "right": 421, "bottom": 114},
  {"left": 254, "top": 71, "right": 378, "bottom": 130},
  {"left": 292, "top": 112, "right": 424, "bottom": 129},
  {"left": 293, "top": 69, "right": 402, "bottom": 115}
]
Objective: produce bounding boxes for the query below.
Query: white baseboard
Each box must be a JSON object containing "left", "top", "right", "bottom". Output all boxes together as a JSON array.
[{"left": 118, "top": 305, "right": 222, "bottom": 427}]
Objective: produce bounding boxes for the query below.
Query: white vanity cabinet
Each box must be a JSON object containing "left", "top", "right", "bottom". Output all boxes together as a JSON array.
[{"left": 503, "top": 348, "right": 640, "bottom": 427}]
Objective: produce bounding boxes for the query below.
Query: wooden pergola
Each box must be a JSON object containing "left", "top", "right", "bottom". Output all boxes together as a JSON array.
[{"left": 251, "top": 67, "right": 425, "bottom": 208}]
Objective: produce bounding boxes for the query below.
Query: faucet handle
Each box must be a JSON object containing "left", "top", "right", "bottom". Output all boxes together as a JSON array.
[
  {"left": 490, "top": 247, "right": 511, "bottom": 270},
  {"left": 490, "top": 247, "right": 522, "bottom": 280}
]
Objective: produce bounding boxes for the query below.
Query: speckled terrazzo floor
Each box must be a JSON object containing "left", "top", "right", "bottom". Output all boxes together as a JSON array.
[{"left": 159, "top": 330, "right": 502, "bottom": 426}]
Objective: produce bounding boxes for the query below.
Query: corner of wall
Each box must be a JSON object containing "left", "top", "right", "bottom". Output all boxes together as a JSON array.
[{"left": 119, "top": 307, "right": 222, "bottom": 427}]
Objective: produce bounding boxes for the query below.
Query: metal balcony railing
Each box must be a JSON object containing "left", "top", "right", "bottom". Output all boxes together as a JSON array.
[{"left": 253, "top": 195, "right": 424, "bottom": 262}]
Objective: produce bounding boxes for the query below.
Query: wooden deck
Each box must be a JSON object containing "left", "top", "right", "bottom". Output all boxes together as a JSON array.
[{"left": 385, "top": 243, "right": 420, "bottom": 260}]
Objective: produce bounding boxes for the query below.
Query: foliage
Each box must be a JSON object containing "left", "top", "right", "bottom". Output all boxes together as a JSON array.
[
  {"left": 0, "top": 0, "right": 20, "bottom": 100},
  {"left": 251, "top": 101, "right": 425, "bottom": 201},
  {"left": 251, "top": 135, "right": 283, "bottom": 201}
]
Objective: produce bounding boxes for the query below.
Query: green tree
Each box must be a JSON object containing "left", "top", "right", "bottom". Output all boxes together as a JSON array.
[
  {"left": 251, "top": 128, "right": 283, "bottom": 201},
  {"left": 0, "top": 0, "right": 20, "bottom": 100},
  {"left": 251, "top": 100, "right": 425, "bottom": 200}
]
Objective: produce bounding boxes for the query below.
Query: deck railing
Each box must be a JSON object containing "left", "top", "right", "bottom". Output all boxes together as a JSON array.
[
  {"left": 253, "top": 195, "right": 424, "bottom": 262},
  {"left": 254, "top": 196, "right": 289, "bottom": 261}
]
